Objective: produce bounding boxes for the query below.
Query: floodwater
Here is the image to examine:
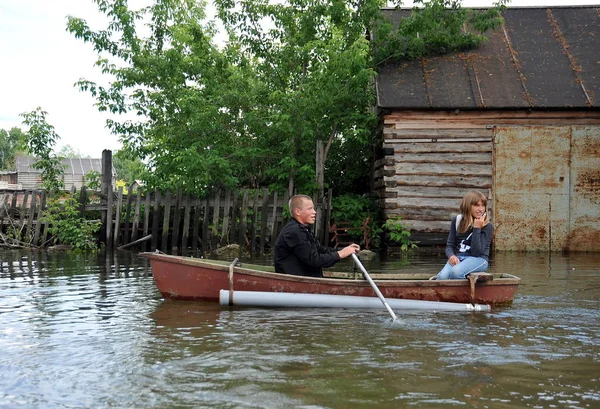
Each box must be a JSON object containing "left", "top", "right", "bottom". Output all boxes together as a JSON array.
[{"left": 0, "top": 249, "right": 599, "bottom": 409}]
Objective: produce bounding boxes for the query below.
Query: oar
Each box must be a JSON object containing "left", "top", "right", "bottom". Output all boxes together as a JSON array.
[{"left": 351, "top": 253, "right": 398, "bottom": 322}]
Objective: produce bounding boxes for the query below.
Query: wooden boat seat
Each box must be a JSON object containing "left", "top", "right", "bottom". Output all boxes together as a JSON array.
[
  {"left": 468, "top": 272, "right": 494, "bottom": 303},
  {"left": 468, "top": 272, "right": 494, "bottom": 282}
]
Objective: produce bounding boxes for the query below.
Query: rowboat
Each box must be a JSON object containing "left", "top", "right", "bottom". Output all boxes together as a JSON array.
[{"left": 142, "top": 253, "right": 520, "bottom": 307}]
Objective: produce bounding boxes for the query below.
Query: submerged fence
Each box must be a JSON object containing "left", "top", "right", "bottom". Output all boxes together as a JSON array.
[{"left": 0, "top": 187, "right": 336, "bottom": 255}]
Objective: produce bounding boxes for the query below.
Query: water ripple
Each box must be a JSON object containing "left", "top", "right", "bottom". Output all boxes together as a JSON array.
[{"left": 1, "top": 250, "right": 599, "bottom": 409}]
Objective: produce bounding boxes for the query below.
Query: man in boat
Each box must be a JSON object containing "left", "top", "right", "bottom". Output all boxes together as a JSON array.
[{"left": 274, "top": 194, "right": 360, "bottom": 277}]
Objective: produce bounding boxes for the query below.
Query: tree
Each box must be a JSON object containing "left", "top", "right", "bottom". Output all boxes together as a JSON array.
[
  {"left": 67, "top": 0, "right": 381, "bottom": 197},
  {"left": 57, "top": 144, "right": 88, "bottom": 158},
  {"left": 20, "top": 108, "right": 65, "bottom": 192},
  {"left": 20, "top": 107, "right": 100, "bottom": 251},
  {"left": 67, "top": 0, "right": 243, "bottom": 195},
  {"left": 214, "top": 0, "right": 382, "bottom": 198},
  {"left": 0, "top": 127, "right": 27, "bottom": 170},
  {"left": 112, "top": 149, "right": 146, "bottom": 185},
  {"left": 66, "top": 0, "right": 507, "bottom": 199}
]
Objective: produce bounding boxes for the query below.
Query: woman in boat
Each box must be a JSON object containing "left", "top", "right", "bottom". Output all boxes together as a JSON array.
[
  {"left": 274, "top": 194, "right": 360, "bottom": 277},
  {"left": 433, "top": 190, "right": 493, "bottom": 280}
]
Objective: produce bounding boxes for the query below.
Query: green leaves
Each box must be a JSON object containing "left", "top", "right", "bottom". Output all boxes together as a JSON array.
[
  {"left": 68, "top": 1, "right": 502, "bottom": 199},
  {"left": 20, "top": 107, "right": 65, "bottom": 193},
  {"left": 215, "top": 0, "right": 379, "bottom": 192},
  {"left": 19, "top": 108, "right": 100, "bottom": 250},
  {"left": 372, "top": 0, "right": 508, "bottom": 65},
  {"left": 0, "top": 127, "right": 26, "bottom": 170},
  {"left": 66, "top": 0, "right": 381, "bottom": 196},
  {"left": 42, "top": 197, "right": 101, "bottom": 251},
  {"left": 384, "top": 216, "right": 417, "bottom": 251}
]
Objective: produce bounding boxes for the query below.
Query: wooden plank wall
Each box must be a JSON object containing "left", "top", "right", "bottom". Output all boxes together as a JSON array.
[
  {"left": 0, "top": 188, "right": 334, "bottom": 254},
  {"left": 375, "top": 110, "right": 494, "bottom": 244},
  {"left": 375, "top": 110, "right": 600, "bottom": 246}
]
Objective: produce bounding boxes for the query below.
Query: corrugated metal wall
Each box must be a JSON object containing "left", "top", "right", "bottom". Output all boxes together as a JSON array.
[{"left": 494, "top": 125, "right": 600, "bottom": 251}]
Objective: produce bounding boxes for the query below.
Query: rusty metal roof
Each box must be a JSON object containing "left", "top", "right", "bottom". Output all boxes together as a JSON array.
[{"left": 376, "top": 6, "right": 600, "bottom": 110}]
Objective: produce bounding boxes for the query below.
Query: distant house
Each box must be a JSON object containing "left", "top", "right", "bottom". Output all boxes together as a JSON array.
[
  {"left": 0, "top": 170, "right": 20, "bottom": 189},
  {"left": 14, "top": 155, "right": 116, "bottom": 191},
  {"left": 374, "top": 6, "right": 600, "bottom": 251}
]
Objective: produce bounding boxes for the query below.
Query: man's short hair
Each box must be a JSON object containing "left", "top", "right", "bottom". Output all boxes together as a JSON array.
[{"left": 289, "top": 194, "right": 312, "bottom": 214}]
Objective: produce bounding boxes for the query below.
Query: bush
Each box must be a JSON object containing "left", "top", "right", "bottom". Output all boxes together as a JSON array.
[
  {"left": 42, "top": 196, "right": 101, "bottom": 251},
  {"left": 383, "top": 216, "right": 417, "bottom": 251}
]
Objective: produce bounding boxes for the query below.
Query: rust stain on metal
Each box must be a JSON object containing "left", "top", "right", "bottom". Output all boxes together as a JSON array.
[
  {"left": 582, "top": 132, "right": 600, "bottom": 157},
  {"left": 566, "top": 227, "right": 600, "bottom": 251},
  {"left": 576, "top": 169, "right": 600, "bottom": 194},
  {"left": 534, "top": 227, "right": 547, "bottom": 240}
]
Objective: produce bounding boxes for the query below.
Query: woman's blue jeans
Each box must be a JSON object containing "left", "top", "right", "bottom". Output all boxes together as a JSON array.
[{"left": 436, "top": 254, "right": 488, "bottom": 280}]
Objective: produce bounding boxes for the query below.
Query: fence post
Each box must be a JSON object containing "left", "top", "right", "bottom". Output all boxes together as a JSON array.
[
  {"left": 41, "top": 191, "right": 51, "bottom": 246},
  {"left": 220, "top": 189, "right": 231, "bottom": 247},
  {"left": 270, "top": 191, "right": 279, "bottom": 246},
  {"left": 260, "top": 188, "right": 269, "bottom": 254},
  {"left": 101, "top": 150, "right": 112, "bottom": 227},
  {"left": 191, "top": 198, "right": 201, "bottom": 251},
  {"left": 26, "top": 189, "right": 37, "bottom": 243},
  {"left": 131, "top": 188, "right": 142, "bottom": 243},
  {"left": 250, "top": 190, "right": 259, "bottom": 255},
  {"left": 229, "top": 189, "right": 239, "bottom": 245},
  {"left": 151, "top": 190, "right": 161, "bottom": 251},
  {"left": 143, "top": 190, "right": 151, "bottom": 251},
  {"left": 182, "top": 195, "right": 192, "bottom": 254},
  {"left": 325, "top": 189, "right": 333, "bottom": 246},
  {"left": 161, "top": 190, "right": 172, "bottom": 254},
  {"left": 211, "top": 189, "right": 221, "bottom": 250},
  {"left": 33, "top": 190, "right": 46, "bottom": 246},
  {"left": 123, "top": 183, "right": 135, "bottom": 245},
  {"left": 113, "top": 186, "right": 123, "bottom": 248},
  {"left": 201, "top": 196, "right": 210, "bottom": 254},
  {"left": 171, "top": 189, "right": 183, "bottom": 254},
  {"left": 239, "top": 190, "right": 249, "bottom": 248},
  {"left": 106, "top": 185, "right": 114, "bottom": 249}
]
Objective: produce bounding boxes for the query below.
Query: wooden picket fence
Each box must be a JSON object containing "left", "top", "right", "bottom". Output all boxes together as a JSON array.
[{"left": 0, "top": 187, "right": 335, "bottom": 254}]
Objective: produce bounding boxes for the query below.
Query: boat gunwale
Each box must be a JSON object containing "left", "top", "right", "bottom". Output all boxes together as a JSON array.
[{"left": 141, "top": 253, "right": 521, "bottom": 287}]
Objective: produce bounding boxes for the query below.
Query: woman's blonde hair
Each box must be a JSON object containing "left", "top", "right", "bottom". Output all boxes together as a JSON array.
[{"left": 458, "top": 190, "right": 489, "bottom": 233}]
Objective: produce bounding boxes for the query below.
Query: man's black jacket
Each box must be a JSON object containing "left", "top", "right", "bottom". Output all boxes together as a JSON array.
[{"left": 273, "top": 219, "right": 340, "bottom": 277}]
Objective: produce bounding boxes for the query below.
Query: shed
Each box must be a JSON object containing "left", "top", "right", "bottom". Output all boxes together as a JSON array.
[
  {"left": 15, "top": 155, "right": 116, "bottom": 191},
  {"left": 374, "top": 6, "right": 600, "bottom": 251}
]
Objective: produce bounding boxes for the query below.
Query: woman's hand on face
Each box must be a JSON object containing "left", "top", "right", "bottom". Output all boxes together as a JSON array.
[
  {"left": 449, "top": 255, "right": 460, "bottom": 266},
  {"left": 473, "top": 215, "right": 485, "bottom": 228}
]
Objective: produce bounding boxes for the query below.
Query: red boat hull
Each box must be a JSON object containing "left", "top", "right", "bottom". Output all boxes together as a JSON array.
[{"left": 143, "top": 253, "right": 520, "bottom": 307}]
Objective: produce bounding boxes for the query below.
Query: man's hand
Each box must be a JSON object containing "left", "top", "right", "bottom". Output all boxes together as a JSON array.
[{"left": 338, "top": 243, "right": 360, "bottom": 259}]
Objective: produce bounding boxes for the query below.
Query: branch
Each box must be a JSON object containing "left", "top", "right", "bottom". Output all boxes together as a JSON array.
[{"left": 323, "top": 122, "right": 338, "bottom": 164}]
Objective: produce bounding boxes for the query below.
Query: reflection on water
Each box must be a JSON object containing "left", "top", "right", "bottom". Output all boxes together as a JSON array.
[{"left": 0, "top": 249, "right": 599, "bottom": 409}]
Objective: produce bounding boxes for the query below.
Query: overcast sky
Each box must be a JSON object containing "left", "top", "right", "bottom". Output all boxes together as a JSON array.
[{"left": 1, "top": 0, "right": 598, "bottom": 158}]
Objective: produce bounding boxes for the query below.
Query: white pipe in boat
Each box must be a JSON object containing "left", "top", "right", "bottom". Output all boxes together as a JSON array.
[{"left": 219, "top": 290, "right": 490, "bottom": 312}]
